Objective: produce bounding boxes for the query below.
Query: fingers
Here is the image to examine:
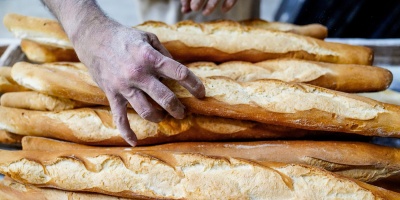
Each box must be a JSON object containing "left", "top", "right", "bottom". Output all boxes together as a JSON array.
[
  {"left": 121, "top": 87, "right": 165, "bottom": 123},
  {"left": 202, "top": 0, "right": 219, "bottom": 15},
  {"left": 147, "top": 33, "right": 172, "bottom": 58},
  {"left": 222, "top": 0, "right": 237, "bottom": 12},
  {"left": 150, "top": 49, "right": 205, "bottom": 99},
  {"left": 180, "top": 0, "right": 191, "bottom": 13},
  {"left": 140, "top": 76, "right": 186, "bottom": 119},
  {"left": 190, "top": 0, "right": 205, "bottom": 11},
  {"left": 108, "top": 93, "right": 137, "bottom": 146}
]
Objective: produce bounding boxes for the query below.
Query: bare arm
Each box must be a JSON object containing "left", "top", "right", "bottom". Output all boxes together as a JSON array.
[{"left": 42, "top": 0, "right": 205, "bottom": 146}]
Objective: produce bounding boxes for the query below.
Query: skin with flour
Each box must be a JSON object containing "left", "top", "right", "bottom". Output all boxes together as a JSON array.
[{"left": 40, "top": 0, "right": 237, "bottom": 146}]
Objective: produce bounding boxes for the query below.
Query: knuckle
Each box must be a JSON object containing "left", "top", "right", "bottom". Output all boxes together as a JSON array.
[
  {"left": 138, "top": 109, "right": 154, "bottom": 121},
  {"left": 160, "top": 93, "right": 177, "bottom": 109},
  {"left": 175, "top": 64, "right": 190, "bottom": 80}
]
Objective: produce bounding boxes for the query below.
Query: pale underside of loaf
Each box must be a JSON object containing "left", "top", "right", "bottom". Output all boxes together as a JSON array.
[
  {"left": 11, "top": 62, "right": 400, "bottom": 138},
  {"left": 0, "top": 106, "right": 323, "bottom": 146},
  {"left": 0, "top": 91, "right": 92, "bottom": 111},
  {"left": 0, "top": 178, "right": 132, "bottom": 200},
  {"left": 22, "top": 136, "right": 400, "bottom": 183},
  {"left": 4, "top": 13, "right": 372, "bottom": 64},
  {"left": 0, "top": 149, "right": 398, "bottom": 199}
]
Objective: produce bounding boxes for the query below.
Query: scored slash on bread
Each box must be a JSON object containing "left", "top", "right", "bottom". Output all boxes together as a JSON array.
[
  {"left": 10, "top": 62, "right": 400, "bottom": 138},
  {"left": 0, "top": 149, "right": 399, "bottom": 199},
  {"left": 4, "top": 13, "right": 372, "bottom": 64},
  {"left": 21, "top": 136, "right": 400, "bottom": 184}
]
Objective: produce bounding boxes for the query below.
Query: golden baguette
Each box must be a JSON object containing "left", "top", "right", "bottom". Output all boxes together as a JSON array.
[
  {"left": 0, "top": 67, "right": 29, "bottom": 93},
  {"left": 4, "top": 13, "right": 372, "bottom": 64},
  {"left": 0, "top": 149, "right": 399, "bottom": 199},
  {"left": 0, "top": 177, "right": 132, "bottom": 200},
  {"left": 20, "top": 39, "right": 79, "bottom": 63},
  {"left": 187, "top": 59, "right": 392, "bottom": 92},
  {"left": 0, "top": 91, "right": 92, "bottom": 111},
  {"left": 0, "top": 106, "right": 318, "bottom": 146},
  {"left": 136, "top": 20, "right": 372, "bottom": 64},
  {"left": 11, "top": 62, "right": 400, "bottom": 138},
  {"left": 240, "top": 18, "right": 328, "bottom": 39},
  {"left": 22, "top": 136, "right": 400, "bottom": 183},
  {"left": 0, "top": 130, "right": 22, "bottom": 146}
]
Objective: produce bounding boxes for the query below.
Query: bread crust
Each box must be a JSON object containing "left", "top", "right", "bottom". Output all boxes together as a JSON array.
[
  {"left": 136, "top": 20, "right": 373, "bottom": 64},
  {"left": 0, "top": 91, "right": 92, "bottom": 111},
  {"left": 240, "top": 19, "right": 328, "bottom": 39},
  {"left": 4, "top": 14, "right": 372, "bottom": 64},
  {"left": 0, "top": 106, "right": 321, "bottom": 146},
  {"left": 187, "top": 59, "right": 392, "bottom": 92},
  {"left": 22, "top": 136, "right": 400, "bottom": 183},
  {"left": 20, "top": 39, "right": 78, "bottom": 63},
  {"left": 0, "top": 178, "right": 133, "bottom": 200},
  {"left": 0, "top": 67, "right": 29, "bottom": 93},
  {"left": 11, "top": 62, "right": 400, "bottom": 138},
  {"left": 0, "top": 130, "right": 22, "bottom": 146},
  {"left": 0, "top": 149, "right": 399, "bottom": 199}
]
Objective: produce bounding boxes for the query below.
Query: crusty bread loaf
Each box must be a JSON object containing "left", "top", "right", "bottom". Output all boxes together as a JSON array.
[
  {"left": 4, "top": 13, "right": 372, "bottom": 64},
  {"left": 188, "top": 59, "right": 392, "bottom": 92},
  {"left": 3, "top": 14, "right": 71, "bottom": 48},
  {"left": 240, "top": 18, "right": 328, "bottom": 39},
  {"left": 0, "top": 106, "right": 320, "bottom": 146},
  {"left": 358, "top": 90, "right": 400, "bottom": 106},
  {"left": 22, "top": 136, "right": 400, "bottom": 183},
  {"left": 11, "top": 62, "right": 400, "bottom": 138},
  {"left": 0, "top": 130, "right": 22, "bottom": 146},
  {"left": 20, "top": 39, "right": 79, "bottom": 63},
  {"left": 0, "top": 91, "right": 92, "bottom": 111},
  {"left": 136, "top": 20, "right": 373, "bottom": 64},
  {"left": 11, "top": 62, "right": 107, "bottom": 104},
  {"left": 0, "top": 178, "right": 132, "bottom": 200},
  {"left": 0, "top": 149, "right": 399, "bottom": 199},
  {"left": 0, "top": 67, "right": 29, "bottom": 93}
]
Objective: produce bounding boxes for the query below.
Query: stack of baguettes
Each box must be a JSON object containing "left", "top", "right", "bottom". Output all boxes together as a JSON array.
[{"left": 0, "top": 13, "right": 399, "bottom": 199}]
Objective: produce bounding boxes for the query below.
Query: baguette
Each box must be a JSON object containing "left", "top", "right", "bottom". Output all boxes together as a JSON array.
[
  {"left": 0, "top": 67, "right": 29, "bottom": 93},
  {"left": 0, "top": 177, "right": 132, "bottom": 200},
  {"left": 0, "top": 91, "right": 92, "bottom": 111},
  {"left": 0, "top": 130, "right": 22, "bottom": 146},
  {"left": 20, "top": 39, "right": 79, "bottom": 63},
  {"left": 22, "top": 136, "right": 400, "bottom": 183},
  {"left": 136, "top": 20, "right": 373, "bottom": 64},
  {"left": 3, "top": 14, "right": 71, "bottom": 48},
  {"left": 11, "top": 62, "right": 400, "bottom": 138},
  {"left": 0, "top": 106, "right": 317, "bottom": 146},
  {"left": 0, "top": 149, "right": 398, "bottom": 199},
  {"left": 4, "top": 13, "right": 373, "bottom": 64},
  {"left": 240, "top": 18, "right": 328, "bottom": 39},
  {"left": 188, "top": 59, "right": 392, "bottom": 92}
]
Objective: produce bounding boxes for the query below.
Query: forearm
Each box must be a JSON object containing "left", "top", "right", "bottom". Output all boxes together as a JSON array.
[{"left": 42, "top": 0, "right": 112, "bottom": 44}]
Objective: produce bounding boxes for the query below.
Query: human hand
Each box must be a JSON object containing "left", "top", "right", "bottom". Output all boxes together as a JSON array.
[
  {"left": 72, "top": 20, "right": 205, "bottom": 146},
  {"left": 180, "top": 0, "right": 238, "bottom": 15}
]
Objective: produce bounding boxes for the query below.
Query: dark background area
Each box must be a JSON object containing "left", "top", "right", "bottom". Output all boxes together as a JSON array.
[{"left": 275, "top": 0, "right": 400, "bottom": 38}]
